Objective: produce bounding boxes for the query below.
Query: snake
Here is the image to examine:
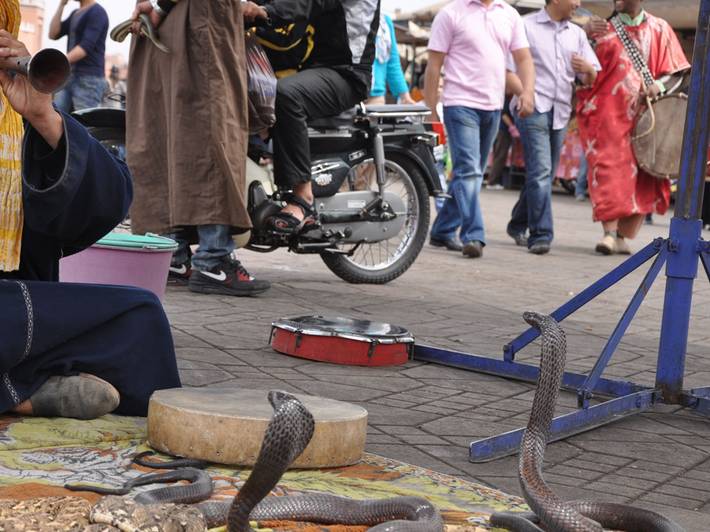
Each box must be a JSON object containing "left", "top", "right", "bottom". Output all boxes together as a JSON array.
[
  {"left": 110, "top": 14, "right": 170, "bottom": 53},
  {"left": 490, "top": 312, "right": 686, "bottom": 532},
  {"left": 68, "top": 390, "right": 443, "bottom": 531}
]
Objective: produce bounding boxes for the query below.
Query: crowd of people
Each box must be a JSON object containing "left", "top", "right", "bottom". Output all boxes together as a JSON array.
[{"left": 425, "top": 0, "right": 689, "bottom": 258}]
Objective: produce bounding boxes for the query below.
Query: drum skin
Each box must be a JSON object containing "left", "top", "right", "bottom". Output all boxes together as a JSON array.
[{"left": 632, "top": 94, "right": 688, "bottom": 179}]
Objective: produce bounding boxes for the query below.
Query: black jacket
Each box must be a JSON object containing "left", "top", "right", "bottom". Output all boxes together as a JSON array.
[{"left": 258, "top": 0, "right": 380, "bottom": 97}]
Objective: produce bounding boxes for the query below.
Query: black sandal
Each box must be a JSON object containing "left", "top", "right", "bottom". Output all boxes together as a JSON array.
[{"left": 268, "top": 193, "right": 316, "bottom": 235}]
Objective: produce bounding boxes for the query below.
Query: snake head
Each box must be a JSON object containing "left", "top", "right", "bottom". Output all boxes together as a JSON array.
[{"left": 523, "top": 311, "right": 547, "bottom": 330}]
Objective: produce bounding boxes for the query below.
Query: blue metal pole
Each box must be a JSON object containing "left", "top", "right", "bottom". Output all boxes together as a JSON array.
[{"left": 655, "top": 0, "right": 710, "bottom": 403}]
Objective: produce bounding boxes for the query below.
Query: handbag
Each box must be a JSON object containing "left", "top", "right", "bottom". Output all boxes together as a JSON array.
[{"left": 611, "top": 16, "right": 688, "bottom": 179}]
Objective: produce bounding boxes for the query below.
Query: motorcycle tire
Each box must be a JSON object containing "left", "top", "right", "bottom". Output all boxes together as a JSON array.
[
  {"left": 320, "top": 153, "right": 430, "bottom": 284},
  {"left": 86, "top": 126, "right": 126, "bottom": 161}
]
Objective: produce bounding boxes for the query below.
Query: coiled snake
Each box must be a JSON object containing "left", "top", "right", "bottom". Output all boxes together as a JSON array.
[
  {"left": 490, "top": 312, "right": 686, "bottom": 532},
  {"left": 69, "top": 390, "right": 443, "bottom": 531}
]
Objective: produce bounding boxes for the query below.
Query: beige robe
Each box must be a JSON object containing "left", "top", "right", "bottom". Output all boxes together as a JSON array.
[{"left": 126, "top": 0, "right": 251, "bottom": 235}]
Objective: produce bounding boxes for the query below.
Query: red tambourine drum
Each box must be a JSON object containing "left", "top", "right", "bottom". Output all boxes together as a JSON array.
[{"left": 270, "top": 315, "right": 414, "bottom": 367}]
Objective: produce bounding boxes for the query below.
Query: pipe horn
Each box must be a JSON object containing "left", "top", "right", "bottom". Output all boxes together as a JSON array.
[{"left": 4, "top": 49, "right": 71, "bottom": 94}]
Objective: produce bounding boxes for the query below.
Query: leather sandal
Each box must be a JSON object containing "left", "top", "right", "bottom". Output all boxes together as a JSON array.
[
  {"left": 268, "top": 193, "right": 316, "bottom": 235},
  {"left": 29, "top": 373, "right": 120, "bottom": 420}
]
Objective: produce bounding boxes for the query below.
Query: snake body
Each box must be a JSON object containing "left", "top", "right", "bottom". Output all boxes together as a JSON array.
[
  {"left": 110, "top": 14, "right": 170, "bottom": 53},
  {"left": 490, "top": 312, "right": 685, "bottom": 532},
  {"left": 70, "top": 390, "right": 442, "bottom": 531}
]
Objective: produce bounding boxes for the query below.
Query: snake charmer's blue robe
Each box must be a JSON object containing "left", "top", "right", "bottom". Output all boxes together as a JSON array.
[{"left": 0, "top": 112, "right": 181, "bottom": 416}]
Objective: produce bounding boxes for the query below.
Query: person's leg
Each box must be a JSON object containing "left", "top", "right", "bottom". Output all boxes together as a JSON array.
[
  {"left": 53, "top": 75, "right": 75, "bottom": 114},
  {"left": 188, "top": 224, "right": 270, "bottom": 296},
  {"left": 72, "top": 75, "right": 109, "bottom": 112},
  {"left": 0, "top": 281, "right": 181, "bottom": 418},
  {"left": 271, "top": 68, "right": 361, "bottom": 230},
  {"left": 488, "top": 127, "right": 512, "bottom": 187},
  {"left": 596, "top": 219, "right": 620, "bottom": 254},
  {"left": 575, "top": 155, "right": 589, "bottom": 199},
  {"left": 165, "top": 227, "right": 193, "bottom": 285},
  {"left": 618, "top": 213, "right": 646, "bottom": 239},
  {"left": 516, "top": 110, "right": 556, "bottom": 252},
  {"left": 438, "top": 106, "right": 492, "bottom": 255}
]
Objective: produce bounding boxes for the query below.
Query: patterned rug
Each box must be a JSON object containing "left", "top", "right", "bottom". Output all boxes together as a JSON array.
[{"left": 0, "top": 415, "right": 527, "bottom": 530}]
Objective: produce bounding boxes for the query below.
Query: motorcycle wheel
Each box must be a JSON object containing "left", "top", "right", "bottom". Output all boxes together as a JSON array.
[
  {"left": 86, "top": 126, "right": 126, "bottom": 161},
  {"left": 320, "top": 153, "right": 430, "bottom": 284}
]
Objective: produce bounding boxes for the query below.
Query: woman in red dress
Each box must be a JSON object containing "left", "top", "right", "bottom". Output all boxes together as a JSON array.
[{"left": 576, "top": 0, "right": 689, "bottom": 254}]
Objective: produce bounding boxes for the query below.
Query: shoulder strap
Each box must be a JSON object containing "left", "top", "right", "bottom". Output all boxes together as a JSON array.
[{"left": 610, "top": 15, "right": 655, "bottom": 87}]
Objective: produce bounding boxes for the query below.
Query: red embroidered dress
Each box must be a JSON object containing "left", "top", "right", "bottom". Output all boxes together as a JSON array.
[{"left": 576, "top": 14, "right": 690, "bottom": 222}]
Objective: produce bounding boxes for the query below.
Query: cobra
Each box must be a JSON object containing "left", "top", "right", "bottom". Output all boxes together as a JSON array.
[
  {"left": 71, "top": 390, "right": 444, "bottom": 531},
  {"left": 490, "top": 312, "right": 686, "bottom": 532}
]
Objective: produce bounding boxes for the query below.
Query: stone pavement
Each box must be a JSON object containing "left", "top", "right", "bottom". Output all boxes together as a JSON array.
[{"left": 163, "top": 188, "right": 710, "bottom": 531}]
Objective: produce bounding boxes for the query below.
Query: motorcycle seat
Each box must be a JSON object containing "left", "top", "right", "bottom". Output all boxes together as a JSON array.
[{"left": 308, "top": 108, "right": 357, "bottom": 130}]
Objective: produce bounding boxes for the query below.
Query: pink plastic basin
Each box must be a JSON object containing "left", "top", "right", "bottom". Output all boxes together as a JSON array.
[{"left": 59, "top": 233, "right": 178, "bottom": 300}]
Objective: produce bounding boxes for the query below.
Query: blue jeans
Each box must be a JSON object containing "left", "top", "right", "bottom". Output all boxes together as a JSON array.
[
  {"left": 166, "top": 224, "right": 235, "bottom": 271},
  {"left": 54, "top": 74, "right": 108, "bottom": 113},
  {"left": 430, "top": 106, "right": 501, "bottom": 245},
  {"left": 508, "top": 109, "right": 567, "bottom": 247},
  {"left": 575, "top": 154, "right": 589, "bottom": 197}
]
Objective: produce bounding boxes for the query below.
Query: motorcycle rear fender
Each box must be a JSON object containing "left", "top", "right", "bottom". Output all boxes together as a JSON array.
[{"left": 383, "top": 142, "right": 443, "bottom": 196}]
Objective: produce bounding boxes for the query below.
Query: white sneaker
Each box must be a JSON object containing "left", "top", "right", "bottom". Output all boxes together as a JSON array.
[{"left": 615, "top": 237, "right": 632, "bottom": 255}]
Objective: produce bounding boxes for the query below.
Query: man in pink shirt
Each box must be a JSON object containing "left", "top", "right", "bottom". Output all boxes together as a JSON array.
[{"left": 425, "top": 0, "right": 535, "bottom": 259}]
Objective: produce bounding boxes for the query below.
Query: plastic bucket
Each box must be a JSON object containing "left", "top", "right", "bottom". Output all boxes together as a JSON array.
[{"left": 59, "top": 233, "right": 178, "bottom": 300}]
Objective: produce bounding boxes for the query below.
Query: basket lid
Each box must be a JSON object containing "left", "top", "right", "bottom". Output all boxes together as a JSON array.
[
  {"left": 271, "top": 315, "right": 414, "bottom": 344},
  {"left": 94, "top": 232, "right": 178, "bottom": 251}
]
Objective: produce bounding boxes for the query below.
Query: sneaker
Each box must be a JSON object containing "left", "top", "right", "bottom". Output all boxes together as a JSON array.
[
  {"left": 168, "top": 260, "right": 192, "bottom": 286},
  {"left": 575, "top": 194, "right": 587, "bottom": 202},
  {"left": 462, "top": 241, "right": 483, "bottom": 258},
  {"left": 487, "top": 184, "right": 504, "bottom": 190},
  {"left": 506, "top": 228, "right": 528, "bottom": 247},
  {"left": 189, "top": 257, "right": 270, "bottom": 296},
  {"left": 30, "top": 374, "right": 120, "bottom": 420},
  {"left": 595, "top": 234, "right": 617, "bottom": 255},
  {"left": 615, "top": 237, "right": 632, "bottom": 255},
  {"left": 529, "top": 241, "right": 551, "bottom": 255}
]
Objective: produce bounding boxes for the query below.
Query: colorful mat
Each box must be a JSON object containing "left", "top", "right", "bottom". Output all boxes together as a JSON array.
[{"left": 0, "top": 415, "right": 527, "bottom": 530}]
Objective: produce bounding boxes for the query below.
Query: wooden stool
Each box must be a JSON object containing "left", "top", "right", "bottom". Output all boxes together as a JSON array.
[{"left": 147, "top": 388, "right": 368, "bottom": 468}]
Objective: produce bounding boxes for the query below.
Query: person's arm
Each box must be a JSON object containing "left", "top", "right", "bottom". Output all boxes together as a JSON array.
[
  {"left": 424, "top": 51, "right": 445, "bottom": 122},
  {"left": 572, "top": 30, "right": 601, "bottom": 87},
  {"left": 511, "top": 48, "right": 534, "bottom": 117},
  {"left": 0, "top": 30, "right": 131, "bottom": 255},
  {"left": 382, "top": 17, "right": 410, "bottom": 102},
  {"left": 505, "top": 70, "right": 523, "bottom": 96},
  {"left": 48, "top": 0, "right": 69, "bottom": 40}
]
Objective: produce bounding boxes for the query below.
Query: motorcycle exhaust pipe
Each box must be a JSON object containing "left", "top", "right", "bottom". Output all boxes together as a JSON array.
[{"left": 0, "top": 48, "right": 71, "bottom": 94}]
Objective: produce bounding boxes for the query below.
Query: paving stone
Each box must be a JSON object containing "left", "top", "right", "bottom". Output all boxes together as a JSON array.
[{"left": 164, "top": 191, "right": 710, "bottom": 531}]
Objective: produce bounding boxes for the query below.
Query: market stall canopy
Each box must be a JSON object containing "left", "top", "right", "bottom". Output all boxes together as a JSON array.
[{"left": 395, "top": 0, "right": 700, "bottom": 30}]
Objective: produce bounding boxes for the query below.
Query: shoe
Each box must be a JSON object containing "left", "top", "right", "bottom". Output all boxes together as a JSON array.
[
  {"left": 189, "top": 257, "right": 270, "bottom": 296},
  {"left": 29, "top": 374, "right": 120, "bottom": 420},
  {"left": 487, "top": 184, "right": 504, "bottom": 190},
  {"left": 615, "top": 237, "right": 632, "bottom": 255},
  {"left": 529, "top": 242, "right": 551, "bottom": 255},
  {"left": 462, "top": 241, "right": 483, "bottom": 258},
  {"left": 430, "top": 236, "right": 463, "bottom": 252},
  {"left": 575, "top": 194, "right": 587, "bottom": 202},
  {"left": 506, "top": 229, "right": 528, "bottom": 247},
  {"left": 645, "top": 214, "right": 654, "bottom": 225},
  {"left": 168, "top": 260, "right": 192, "bottom": 286},
  {"left": 595, "top": 234, "right": 617, "bottom": 255}
]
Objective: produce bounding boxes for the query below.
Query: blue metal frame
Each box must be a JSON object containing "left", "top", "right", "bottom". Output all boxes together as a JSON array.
[{"left": 413, "top": 0, "right": 710, "bottom": 463}]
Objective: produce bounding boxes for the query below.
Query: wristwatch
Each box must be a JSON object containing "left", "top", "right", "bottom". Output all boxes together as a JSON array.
[{"left": 149, "top": 0, "right": 168, "bottom": 17}]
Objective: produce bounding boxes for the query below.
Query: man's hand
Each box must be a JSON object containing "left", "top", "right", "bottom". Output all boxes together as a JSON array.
[
  {"left": 131, "top": 1, "right": 163, "bottom": 33},
  {"left": 643, "top": 82, "right": 662, "bottom": 100},
  {"left": 571, "top": 54, "right": 594, "bottom": 76},
  {"left": 243, "top": 1, "right": 268, "bottom": 22},
  {"left": 584, "top": 16, "right": 607, "bottom": 38},
  {"left": 0, "top": 31, "right": 62, "bottom": 148},
  {"left": 517, "top": 91, "right": 534, "bottom": 118}
]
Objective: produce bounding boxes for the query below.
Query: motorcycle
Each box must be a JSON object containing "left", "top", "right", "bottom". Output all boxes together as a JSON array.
[{"left": 72, "top": 102, "right": 446, "bottom": 285}]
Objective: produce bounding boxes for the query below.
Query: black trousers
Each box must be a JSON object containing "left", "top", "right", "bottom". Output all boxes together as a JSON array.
[{"left": 273, "top": 68, "right": 362, "bottom": 189}]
